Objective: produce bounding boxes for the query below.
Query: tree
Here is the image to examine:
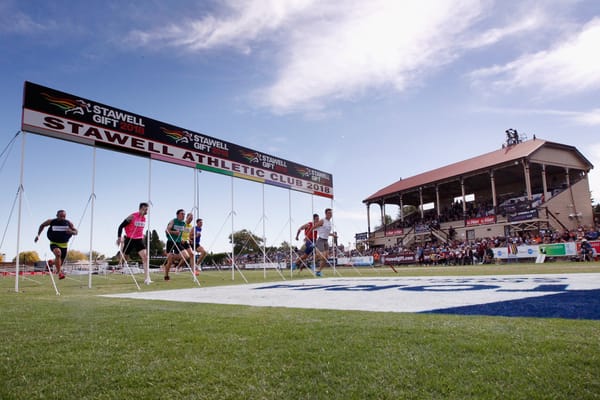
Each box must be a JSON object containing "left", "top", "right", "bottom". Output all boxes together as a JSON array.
[
  {"left": 398, "top": 205, "right": 417, "bottom": 219},
  {"left": 13, "top": 251, "right": 41, "bottom": 264},
  {"left": 145, "top": 229, "right": 165, "bottom": 257},
  {"left": 278, "top": 241, "right": 294, "bottom": 253},
  {"left": 203, "top": 252, "right": 228, "bottom": 266},
  {"left": 65, "top": 250, "right": 88, "bottom": 262},
  {"left": 384, "top": 214, "right": 393, "bottom": 226},
  {"left": 375, "top": 214, "right": 393, "bottom": 230},
  {"left": 229, "top": 229, "right": 263, "bottom": 255},
  {"left": 265, "top": 245, "right": 279, "bottom": 254},
  {"left": 89, "top": 251, "right": 105, "bottom": 261}
]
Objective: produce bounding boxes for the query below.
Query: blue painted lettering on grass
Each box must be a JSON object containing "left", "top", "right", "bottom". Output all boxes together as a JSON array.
[
  {"left": 401, "top": 284, "right": 501, "bottom": 292},
  {"left": 324, "top": 285, "right": 407, "bottom": 292},
  {"left": 255, "top": 284, "right": 302, "bottom": 290},
  {"left": 422, "top": 289, "right": 600, "bottom": 320},
  {"left": 497, "top": 284, "right": 569, "bottom": 293},
  {"left": 255, "top": 284, "right": 346, "bottom": 291}
]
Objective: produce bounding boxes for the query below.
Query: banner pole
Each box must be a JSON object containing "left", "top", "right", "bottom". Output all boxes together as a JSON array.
[
  {"left": 191, "top": 167, "right": 196, "bottom": 274},
  {"left": 262, "top": 184, "right": 266, "bottom": 279},
  {"left": 14, "top": 132, "right": 25, "bottom": 293},
  {"left": 331, "top": 197, "right": 336, "bottom": 276},
  {"left": 311, "top": 195, "right": 316, "bottom": 272},
  {"left": 194, "top": 169, "right": 201, "bottom": 274},
  {"left": 88, "top": 147, "right": 96, "bottom": 289},
  {"left": 231, "top": 176, "right": 235, "bottom": 281},
  {"left": 289, "top": 189, "right": 293, "bottom": 278},
  {"left": 146, "top": 158, "right": 152, "bottom": 281}
]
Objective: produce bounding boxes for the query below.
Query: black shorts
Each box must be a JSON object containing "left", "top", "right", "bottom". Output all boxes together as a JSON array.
[
  {"left": 180, "top": 241, "right": 191, "bottom": 250},
  {"left": 167, "top": 240, "right": 182, "bottom": 254},
  {"left": 123, "top": 237, "right": 146, "bottom": 256},
  {"left": 50, "top": 244, "right": 67, "bottom": 261}
]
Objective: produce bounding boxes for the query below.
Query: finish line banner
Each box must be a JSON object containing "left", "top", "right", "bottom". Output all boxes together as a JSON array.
[{"left": 21, "top": 81, "right": 333, "bottom": 198}]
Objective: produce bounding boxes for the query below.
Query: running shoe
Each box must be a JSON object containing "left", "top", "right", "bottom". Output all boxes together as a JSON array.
[
  {"left": 164, "top": 275, "right": 170, "bottom": 281},
  {"left": 58, "top": 272, "right": 65, "bottom": 280},
  {"left": 144, "top": 278, "right": 153, "bottom": 285}
]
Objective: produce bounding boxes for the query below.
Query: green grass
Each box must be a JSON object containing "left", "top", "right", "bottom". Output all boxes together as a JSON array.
[{"left": 1, "top": 263, "right": 600, "bottom": 399}]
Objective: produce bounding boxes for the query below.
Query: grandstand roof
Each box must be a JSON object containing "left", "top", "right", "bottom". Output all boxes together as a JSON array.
[{"left": 363, "top": 138, "right": 593, "bottom": 204}]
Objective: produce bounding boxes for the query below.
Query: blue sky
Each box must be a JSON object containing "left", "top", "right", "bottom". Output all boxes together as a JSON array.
[{"left": 1, "top": 0, "right": 600, "bottom": 261}]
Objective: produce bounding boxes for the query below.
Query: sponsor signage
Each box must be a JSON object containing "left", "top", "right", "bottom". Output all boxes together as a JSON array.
[
  {"left": 384, "top": 228, "right": 404, "bottom": 236},
  {"left": 337, "top": 256, "right": 373, "bottom": 266},
  {"left": 466, "top": 215, "right": 496, "bottom": 226},
  {"left": 21, "top": 82, "right": 333, "bottom": 198},
  {"left": 383, "top": 252, "right": 416, "bottom": 265},
  {"left": 415, "top": 224, "right": 429, "bottom": 234},
  {"left": 539, "top": 242, "right": 577, "bottom": 257},
  {"left": 244, "top": 262, "right": 286, "bottom": 270},
  {"left": 507, "top": 209, "right": 538, "bottom": 222},
  {"left": 493, "top": 245, "right": 541, "bottom": 259},
  {"left": 493, "top": 242, "right": 582, "bottom": 259},
  {"left": 355, "top": 232, "right": 368, "bottom": 241},
  {"left": 587, "top": 241, "right": 600, "bottom": 254}
]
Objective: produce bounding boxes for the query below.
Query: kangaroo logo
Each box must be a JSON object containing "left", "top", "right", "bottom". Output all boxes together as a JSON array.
[
  {"left": 295, "top": 167, "right": 311, "bottom": 178},
  {"left": 161, "top": 127, "right": 193, "bottom": 144},
  {"left": 240, "top": 150, "right": 260, "bottom": 163},
  {"left": 41, "top": 93, "right": 91, "bottom": 116}
]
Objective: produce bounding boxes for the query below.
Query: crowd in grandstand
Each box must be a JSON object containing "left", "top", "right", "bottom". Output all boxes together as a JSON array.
[
  {"left": 388, "top": 186, "right": 573, "bottom": 231},
  {"left": 361, "top": 223, "right": 600, "bottom": 266}
]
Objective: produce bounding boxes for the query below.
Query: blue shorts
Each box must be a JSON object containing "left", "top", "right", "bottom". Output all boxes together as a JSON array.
[{"left": 304, "top": 240, "right": 314, "bottom": 255}]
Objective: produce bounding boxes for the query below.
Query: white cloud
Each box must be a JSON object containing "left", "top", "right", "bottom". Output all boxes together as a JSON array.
[
  {"left": 571, "top": 108, "right": 600, "bottom": 126},
  {"left": 259, "top": 0, "right": 485, "bottom": 113},
  {"left": 127, "top": 0, "right": 315, "bottom": 52},
  {"left": 472, "top": 106, "right": 600, "bottom": 127},
  {"left": 0, "top": 5, "right": 47, "bottom": 34},
  {"left": 469, "top": 17, "right": 600, "bottom": 95},
  {"left": 128, "top": 1, "right": 597, "bottom": 114},
  {"left": 128, "top": 0, "right": 487, "bottom": 113},
  {"left": 463, "top": 12, "right": 545, "bottom": 48}
]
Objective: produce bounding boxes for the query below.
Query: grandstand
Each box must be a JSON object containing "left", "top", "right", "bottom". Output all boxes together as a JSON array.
[{"left": 363, "top": 133, "right": 594, "bottom": 250}]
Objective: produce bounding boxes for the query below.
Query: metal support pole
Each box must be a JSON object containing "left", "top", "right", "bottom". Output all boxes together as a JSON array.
[
  {"left": 14, "top": 132, "right": 26, "bottom": 293},
  {"left": 88, "top": 147, "right": 96, "bottom": 288}
]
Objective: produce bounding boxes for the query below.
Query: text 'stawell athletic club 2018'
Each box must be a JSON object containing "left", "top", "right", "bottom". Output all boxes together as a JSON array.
[{"left": 21, "top": 81, "right": 333, "bottom": 198}]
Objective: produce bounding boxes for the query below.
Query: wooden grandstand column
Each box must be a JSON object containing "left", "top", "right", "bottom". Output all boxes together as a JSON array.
[
  {"left": 522, "top": 160, "right": 532, "bottom": 200},
  {"left": 419, "top": 187, "right": 424, "bottom": 219},
  {"left": 541, "top": 164, "right": 549, "bottom": 200},
  {"left": 564, "top": 167, "right": 571, "bottom": 187},
  {"left": 399, "top": 194, "right": 404, "bottom": 223},
  {"left": 366, "top": 203, "right": 371, "bottom": 237},
  {"left": 460, "top": 178, "right": 466, "bottom": 217},
  {"left": 435, "top": 185, "right": 441, "bottom": 217},
  {"left": 382, "top": 198, "right": 386, "bottom": 235},
  {"left": 489, "top": 170, "right": 497, "bottom": 210}
]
